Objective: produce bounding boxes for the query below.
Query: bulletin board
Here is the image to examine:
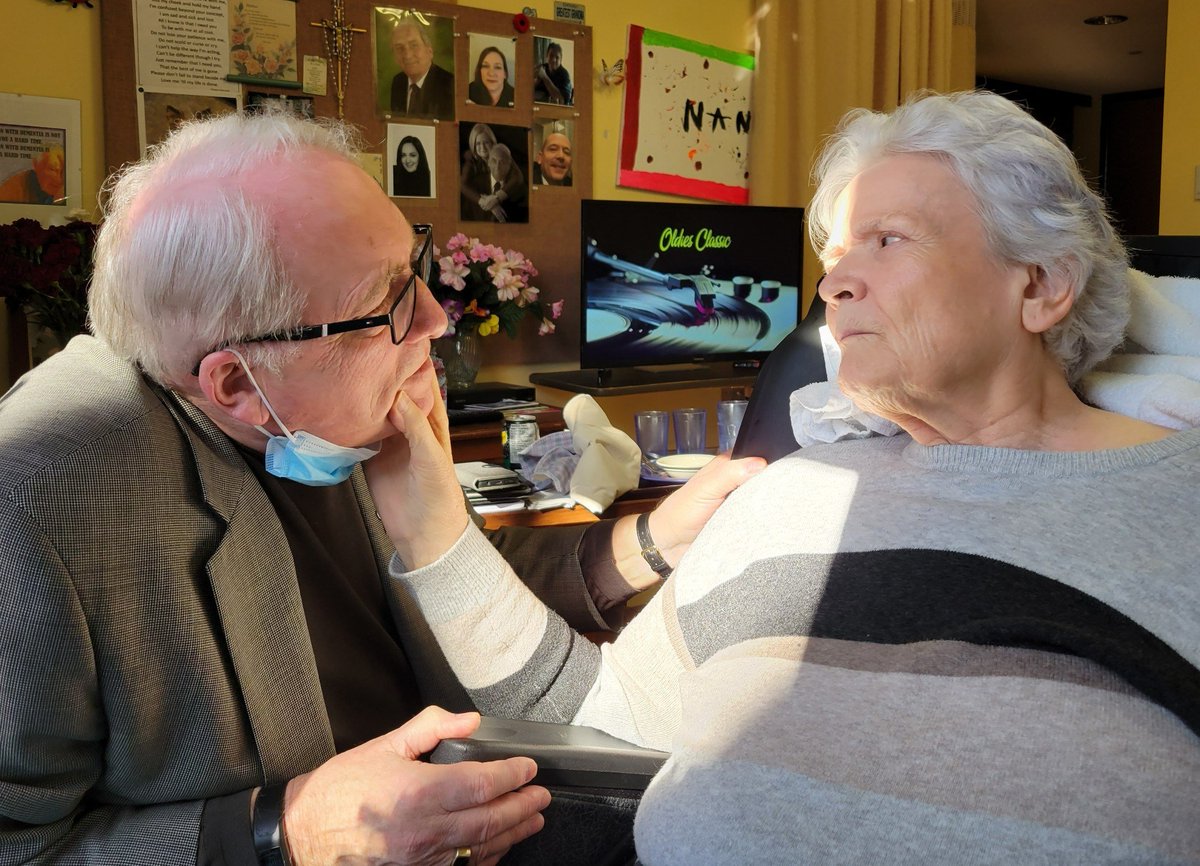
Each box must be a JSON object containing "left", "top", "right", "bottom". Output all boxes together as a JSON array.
[{"left": 99, "top": 0, "right": 592, "bottom": 369}]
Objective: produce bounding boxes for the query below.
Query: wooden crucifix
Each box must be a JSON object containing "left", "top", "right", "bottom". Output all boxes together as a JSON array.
[{"left": 310, "top": 0, "right": 367, "bottom": 119}]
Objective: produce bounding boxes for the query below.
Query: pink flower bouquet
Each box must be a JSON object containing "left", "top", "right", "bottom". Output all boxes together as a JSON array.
[{"left": 430, "top": 233, "right": 564, "bottom": 338}]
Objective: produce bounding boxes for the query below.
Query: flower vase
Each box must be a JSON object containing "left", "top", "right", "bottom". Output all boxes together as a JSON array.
[{"left": 435, "top": 328, "right": 483, "bottom": 391}]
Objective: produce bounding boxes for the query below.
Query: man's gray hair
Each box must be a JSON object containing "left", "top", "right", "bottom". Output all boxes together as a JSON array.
[
  {"left": 89, "top": 111, "right": 362, "bottom": 386},
  {"left": 808, "top": 89, "right": 1130, "bottom": 384},
  {"left": 395, "top": 17, "right": 432, "bottom": 48}
]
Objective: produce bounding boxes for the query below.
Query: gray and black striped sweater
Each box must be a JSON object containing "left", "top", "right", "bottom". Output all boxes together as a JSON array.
[{"left": 399, "top": 430, "right": 1200, "bottom": 863}]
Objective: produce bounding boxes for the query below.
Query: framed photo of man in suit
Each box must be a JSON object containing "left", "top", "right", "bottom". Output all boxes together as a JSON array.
[{"left": 373, "top": 8, "right": 456, "bottom": 120}]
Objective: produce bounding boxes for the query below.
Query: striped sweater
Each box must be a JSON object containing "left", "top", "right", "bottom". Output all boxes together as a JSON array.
[{"left": 397, "top": 430, "right": 1200, "bottom": 863}]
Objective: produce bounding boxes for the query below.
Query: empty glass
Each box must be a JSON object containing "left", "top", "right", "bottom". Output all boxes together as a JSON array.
[
  {"left": 634, "top": 410, "right": 670, "bottom": 459},
  {"left": 672, "top": 407, "right": 708, "bottom": 453},
  {"left": 717, "top": 399, "right": 749, "bottom": 453}
]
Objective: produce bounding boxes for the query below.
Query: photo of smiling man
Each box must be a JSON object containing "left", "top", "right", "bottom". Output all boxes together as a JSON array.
[{"left": 532, "top": 120, "right": 573, "bottom": 187}]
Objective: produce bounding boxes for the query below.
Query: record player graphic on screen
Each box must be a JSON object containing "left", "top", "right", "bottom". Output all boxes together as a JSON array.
[{"left": 580, "top": 200, "right": 804, "bottom": 371}]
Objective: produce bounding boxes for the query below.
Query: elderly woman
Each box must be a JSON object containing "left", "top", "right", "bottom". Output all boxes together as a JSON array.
[
  {"left": 370, "top": 91, "right": 1200, "bottom": 863},
  {"left": 459, "top": 122, "right": 505, "bottom": 221}
]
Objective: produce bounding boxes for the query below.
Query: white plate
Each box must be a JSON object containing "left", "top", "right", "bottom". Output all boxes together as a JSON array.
[{"left": 653, "top": 453, "right": 715, "bottom": 478}]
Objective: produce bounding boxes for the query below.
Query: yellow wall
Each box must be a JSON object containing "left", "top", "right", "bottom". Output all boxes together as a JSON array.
[
  {"left": 466, "top": 0, "right": 755, "bottom": 203},
  {"left": 0, "top": 3, "right": 105, "bottom": 216},
  {"left": 1, "top": 1, "right": 104, "bottom": 388},
  {"left": 464, "top": 1, "right": 760, "bottom": 386},
  {"left": 1159, "top": 1, "right": 1200, "bottom": 234},
  {"left": 4, "top": 2, "right": 1193, "bottom": 390}
]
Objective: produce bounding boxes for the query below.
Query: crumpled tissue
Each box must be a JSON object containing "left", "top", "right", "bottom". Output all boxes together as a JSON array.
[
  {"left": 789, "top": 325, "right": 901, "bottom": 447},
  {"left": 517, "top": 394, "right": 641, "bottom": 513}
]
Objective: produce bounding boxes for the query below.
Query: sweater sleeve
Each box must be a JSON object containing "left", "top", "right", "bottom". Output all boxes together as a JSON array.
[{"left": 391, "top": 522, "right": 689, "bottom": 748}]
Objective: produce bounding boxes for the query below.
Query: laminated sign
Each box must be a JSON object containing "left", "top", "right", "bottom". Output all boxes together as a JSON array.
[{"left": 618, "top": 25, "right": 754, "bottom": 204}]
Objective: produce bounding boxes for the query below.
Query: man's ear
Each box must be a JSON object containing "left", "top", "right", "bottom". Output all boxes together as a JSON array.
[
  {"left": 1020, "top": 264, "right": 1075, "bottom": 335},
  {"left": 197, "top": 350, "right": 272, "bottom": 428}
]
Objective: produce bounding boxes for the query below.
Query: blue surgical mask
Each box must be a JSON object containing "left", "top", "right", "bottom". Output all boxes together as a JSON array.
[{"left": 230, "top": 349, "right": 381, "bottom": 486}]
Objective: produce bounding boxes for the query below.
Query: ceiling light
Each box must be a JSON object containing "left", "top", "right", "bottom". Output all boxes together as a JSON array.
[{"left": 1084, "top": 14, "right": 1129, "bottom": 25}]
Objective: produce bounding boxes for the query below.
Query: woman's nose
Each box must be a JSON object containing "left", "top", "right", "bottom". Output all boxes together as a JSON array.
[{"left": 817, "top": 267, "right": 864, "bottom": 306}]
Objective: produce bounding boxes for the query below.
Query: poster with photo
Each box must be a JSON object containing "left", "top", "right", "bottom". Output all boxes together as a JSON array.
[
  {"left": 374, "top": 8, "right": 455, "bottom": 120},
  {"left": 246, "top": 92, "right": 314, "bottom": 117},
  {"left": 138, "top": 92, "right": 239, "bottom": 155},
  {"left": 387, "top": 123, "right": 436, "bottom": 198},
  {"left": 458, "top": 122, "right": 528, "bottom": 223},
  {"left": 228, "top": 0, "right": 299, "bottom": 84},
  {"left": 0, "top": 93, "right": 81, "bottom": 222},
  {"left": 532, "top": 119, "right": 574, "bottom": 186},
  {"left": 466, "top": 33, "right": 517, "bottom": 109},
  {"left": 618, "top": 25, "right": 753, "bottom": 204},
  {"left": 532, "top": 36, "right": 574, "bottom": 106}
]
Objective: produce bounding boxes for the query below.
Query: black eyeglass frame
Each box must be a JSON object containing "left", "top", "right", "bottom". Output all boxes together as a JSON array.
[{"left": 191, "top": 223, "right": 434, "bottom": 376}]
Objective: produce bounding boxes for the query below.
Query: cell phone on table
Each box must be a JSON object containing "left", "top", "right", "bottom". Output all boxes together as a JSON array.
[{"left": 455, "top": 461, "right": 526, "bottom": 492}]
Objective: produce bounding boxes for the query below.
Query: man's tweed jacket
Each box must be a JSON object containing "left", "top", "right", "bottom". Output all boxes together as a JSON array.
[{"left": 0, "top": 336, "right": 605, "bottom": 864}]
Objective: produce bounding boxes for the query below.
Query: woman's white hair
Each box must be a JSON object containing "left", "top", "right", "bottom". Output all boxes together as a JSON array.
[
  {"left": 808, "top": 90, "right": 1130, "bottom": 384},
  {"left": 89, "top": 110, "right": 362, "bottom": 386}
]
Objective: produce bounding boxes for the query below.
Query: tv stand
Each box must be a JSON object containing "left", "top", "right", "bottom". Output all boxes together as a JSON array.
[{"left": 530, "top": 362, "right": 758, "bottom": 396}]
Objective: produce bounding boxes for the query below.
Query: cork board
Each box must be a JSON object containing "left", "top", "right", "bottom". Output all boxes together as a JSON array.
[{"left": 100, "top": 1, "right": 592, "bottom": 368}]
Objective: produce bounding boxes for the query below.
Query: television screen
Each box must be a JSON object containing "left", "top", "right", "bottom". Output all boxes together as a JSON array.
[{"left": 580, "top": 199, "right": 804, "bottom": 370}]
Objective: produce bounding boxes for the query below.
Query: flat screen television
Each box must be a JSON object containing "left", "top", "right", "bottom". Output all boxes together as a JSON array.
[{"left": 580, "top": 199, "right": 804, "bottom": 372}]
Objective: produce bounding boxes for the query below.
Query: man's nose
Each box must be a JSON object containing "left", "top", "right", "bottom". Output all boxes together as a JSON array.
[{"left": 408, "top": 278, "right": 448, "bottom": 342}]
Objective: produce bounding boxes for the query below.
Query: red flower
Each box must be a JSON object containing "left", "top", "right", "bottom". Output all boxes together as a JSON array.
[{"left": 0, "top": 218, "right": 97, "bottom": 341}]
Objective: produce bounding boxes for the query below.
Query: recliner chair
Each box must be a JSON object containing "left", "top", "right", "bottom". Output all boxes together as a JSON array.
[{"left": 731, "top": 291, "right": 828, "bottom": 463}]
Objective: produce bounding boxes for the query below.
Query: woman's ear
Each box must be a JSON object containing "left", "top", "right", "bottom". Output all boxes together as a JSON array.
[
  {"left": 197, "top": 350, "right": 272, "bottom": 428},
  {"left": 1020, "top": 264, "right": 1075, "bottom": 334}
]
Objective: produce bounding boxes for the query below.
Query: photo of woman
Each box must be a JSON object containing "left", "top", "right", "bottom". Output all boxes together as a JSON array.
[
  {"left": 386, "top": 123, "right": 437, "bottom": 199},
  {"left": 463, "top": 34, "right": 516, "bottom": 107},
  {"left": 393, "top": 136, "right": 431, "bottom": 196},
  {"left": 467, "top": 44, "right": 515, "bottom": 108}
]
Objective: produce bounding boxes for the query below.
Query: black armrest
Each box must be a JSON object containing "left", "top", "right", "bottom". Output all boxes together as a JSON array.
[{"left": 429, "top": 716, "right": 668, "bottom": 791}]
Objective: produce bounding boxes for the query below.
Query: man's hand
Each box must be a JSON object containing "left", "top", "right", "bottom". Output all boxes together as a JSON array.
[
  {"left": 615, "top": 454, "right": 766, "bottom": 589},
  {"left": 284, "top": 707, "right": 551, "bottom": 866},
  {"left": 365, "top": 390, "right": 468, "bottom": 569}
]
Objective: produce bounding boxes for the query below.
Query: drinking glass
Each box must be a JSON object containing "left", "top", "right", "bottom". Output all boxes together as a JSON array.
[
  {"left": 672, "top": 408, "right": 708, "bottom": 453},
  {"left": 634, "top": 410, "right": 670, "bottom": 459},
  {"left": 717, "top": 399, "right": 749, "bottom": 453}
]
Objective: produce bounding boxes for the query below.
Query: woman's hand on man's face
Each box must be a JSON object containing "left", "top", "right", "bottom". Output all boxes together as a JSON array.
[{"left": 365, "top": 388, "right": 468, "bottom": 569}]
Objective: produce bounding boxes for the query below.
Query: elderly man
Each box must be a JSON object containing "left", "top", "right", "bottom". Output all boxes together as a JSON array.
[
  {"left": 389, "top": 18, "right": 454, "bottom": 118},
  {"left": 0, "top": 144, "right": 64, "bottom": 204},
  {"left": 477, "top": 142, "right": 527, "bottom": 223},
  {"left": 533, "top": 130, "right": 572, "bottom": 186},
  {"left": 0, "top": 111, "right": 761, "bottom": 865}
]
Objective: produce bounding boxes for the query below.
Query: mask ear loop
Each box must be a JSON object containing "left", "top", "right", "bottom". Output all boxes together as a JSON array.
[{"left": 227, "top": 348, "right": 297, "bottom": 444}]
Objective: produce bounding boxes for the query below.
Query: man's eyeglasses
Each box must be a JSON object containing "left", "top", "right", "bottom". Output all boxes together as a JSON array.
[{"left": 192, "top": 224, "right": 433, "bottom": 375}]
